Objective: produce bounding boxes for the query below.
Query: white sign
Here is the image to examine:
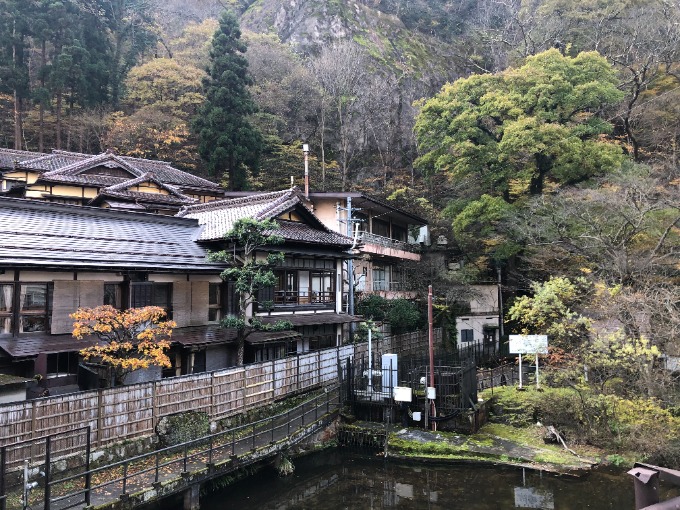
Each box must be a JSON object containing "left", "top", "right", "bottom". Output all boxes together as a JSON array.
[
  {"left": 509, "top": 335, "right": 548, "bottom": 354},
  {"left": 393, "top": 386, "right": 412, "bottom": 402}
]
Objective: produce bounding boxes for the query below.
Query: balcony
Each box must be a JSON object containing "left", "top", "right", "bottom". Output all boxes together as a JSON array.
[
  {"left": 272, "top": 290, "right": 335, "bottom": 308},
  {"left": 359, "top": 232, "right": 421, "bottom": 260}
]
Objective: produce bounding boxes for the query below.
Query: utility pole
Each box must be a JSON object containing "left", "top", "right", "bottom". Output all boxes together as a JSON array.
[
  {"left": 303, "top": 143, "right": 309, "bottom": 198},
  {"left": 346, "top": 196, "right": 354, "bottom": 319}
]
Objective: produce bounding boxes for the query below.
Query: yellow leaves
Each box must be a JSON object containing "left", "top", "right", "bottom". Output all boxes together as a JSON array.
[{"left": 72, "top": 306, "right": 174, "bottom": 372}]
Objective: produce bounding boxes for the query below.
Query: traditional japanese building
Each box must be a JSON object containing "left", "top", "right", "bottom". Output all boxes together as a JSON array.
[
  {"left": 0, "top": 188, "right": 357, "bottom": 396},
  {"left": 0, "top": 148, "right": 225, "bottom": 213}
]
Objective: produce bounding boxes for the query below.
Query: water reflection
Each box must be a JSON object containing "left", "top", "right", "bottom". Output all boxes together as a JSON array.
[{"left": 199, "top": 449, "right": 636, "bottom": 509}]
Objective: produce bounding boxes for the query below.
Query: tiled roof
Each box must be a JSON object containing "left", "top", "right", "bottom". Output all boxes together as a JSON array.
[
  {"left": 91, "top": 173, "right": 199, "bottom": 207},
  {"left": 0, "top": 148, "right": 44, "bottom": 169},
  {"left": 0, "top": 326, "right": 301, "bottom": 357},
  {"left": 259, "top": 313, "right": 361, "bottom": 326},
  {"left": 170, "top": 325, "right": 300, "bottom": 347},
  {"left": 177, "top": 188, "right": 354, "bottom": 246},
  {"left": 1, "top": 149, "right": 223, "bottom": 191},
  {"left": 276, "top": 220, "right": 355, "bottom": 246},
  {"left": 0, "top": 198, "right": 225, "bottom": 271}
]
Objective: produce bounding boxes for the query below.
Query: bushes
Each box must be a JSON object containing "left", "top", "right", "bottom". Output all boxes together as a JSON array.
[
  {"left": 156, "top": 411, "right": 210, "bottom": 447},
  {"left": 485, "top": 386, "right": 680, "bottom": 466},
  {"left": 356, "top": 294, "right": 423, "bottom": 334}
]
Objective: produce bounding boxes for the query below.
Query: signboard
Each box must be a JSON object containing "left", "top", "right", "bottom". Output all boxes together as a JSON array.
[
  {"left": 509, "top": 335, "right": 548, "bottom": 354},
  {"left": 393, "top": 386, "right": 412, "bottom": 402}
]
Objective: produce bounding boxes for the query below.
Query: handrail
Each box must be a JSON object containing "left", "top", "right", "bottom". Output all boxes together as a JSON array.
[{"left": 44, "top": 387, "right": 340, "bottom": 508}]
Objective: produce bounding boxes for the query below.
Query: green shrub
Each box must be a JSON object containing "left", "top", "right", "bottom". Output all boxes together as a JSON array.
[{"left": 156, "top": 411, "right": 210, "bottom": 447}]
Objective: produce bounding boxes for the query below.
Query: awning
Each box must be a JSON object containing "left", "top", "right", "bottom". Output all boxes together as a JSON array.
[
  {"left": 259, "top": 312, "right": 362, "bottom": 327},
  {"left": 0, "top": 333, "right": 98, "bottom": 358},
  {"left": 170, "top": 325, "right": 300, "bottom": 347}
]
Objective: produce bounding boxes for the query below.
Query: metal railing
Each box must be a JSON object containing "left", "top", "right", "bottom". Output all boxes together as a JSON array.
[
  {"left": 1, "top": 389, "right": 340, "bottom": 510},
  {"left": 359, "top": 232, "right": 420, "bottom": 253}
]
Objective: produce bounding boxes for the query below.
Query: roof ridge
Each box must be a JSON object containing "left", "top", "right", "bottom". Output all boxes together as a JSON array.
[
  {"left": 178, "top": 189, "right": 295, "bottom": 216},
  {"left": 103, "top": 173, "right": 195, "bottom": 200},
  {"left": 43, "top": 152, "right": 142, "bottom": 178}
]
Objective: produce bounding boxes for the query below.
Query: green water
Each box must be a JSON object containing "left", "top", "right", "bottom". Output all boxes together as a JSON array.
[{"left": 196, "top": 449, "right": 655, "bottom": 509}]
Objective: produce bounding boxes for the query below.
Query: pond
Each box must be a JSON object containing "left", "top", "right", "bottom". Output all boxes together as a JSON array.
[{"left": 193, "top": 449, "right": 662, "bottom": 510}]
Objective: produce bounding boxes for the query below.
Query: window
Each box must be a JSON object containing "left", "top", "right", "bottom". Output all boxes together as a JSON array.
[
  {"left": 461, "top": 329, "right": 474, "bottom": 342},
  {"left": 310, "top": 272, "right": 334, "bottom": 302},
  {"left": 0, "top": 283, "right": 52, "bottom": 336},
  {"left": 209, "top": 283, "right": 222, "bottom": 322},
  {"left": 373, "top": 266, "right": 387, "bottom": 291},
  {"left": 130, "top": 282, "right": 172, "bottom": 311},
  {"left": 392, "top": 224, "right": 408, "bottom": 242},
  {"left": 47, "top": 352, "right": 78, "bottom": 377},
  {"left": 372, "top": 218, "right": 390, "bottom": 238},
  {"left": 104, "top": 283, "right": 124, "bottom": 309}
]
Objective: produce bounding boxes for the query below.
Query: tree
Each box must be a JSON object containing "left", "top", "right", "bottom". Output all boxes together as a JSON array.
[
  {"left": 508, "top": 276, "right": 592, "bottom": 349},
  {"left": 509, "top": 163, "right": 680, "bottom": 349},
  {"left": 414, "top": 49, "right": 625, "bottom": 262},
  {"left": 209, "top": 218, "right": 292, "bottom": 365},
  {"left": 309, "top": 41, "right": 367, "bottom": 191},
  {"left": 193, "top": 11, "right": 262, "bottom": 189},
  {"left": 71, "top": 305, "right": 175, "bottom": 386},
  {"left": 0, "top": 0, "right": 35, "bottom": 149}
]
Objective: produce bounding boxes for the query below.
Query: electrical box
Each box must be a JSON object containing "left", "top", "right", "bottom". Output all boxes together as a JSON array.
[
  {"left": 426, "top": 387, "right": 436, "bottom": 399},
  {"left": 412, "top": 412, "right": 422, "bottom": 421}
]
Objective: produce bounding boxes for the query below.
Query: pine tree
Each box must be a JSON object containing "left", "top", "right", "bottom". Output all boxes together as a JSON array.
[{"left": 193, "top": 11, "right": 262, "bottom": 190}]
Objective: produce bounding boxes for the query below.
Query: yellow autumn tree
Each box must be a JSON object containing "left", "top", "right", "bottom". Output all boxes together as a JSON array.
[{"left": 71, "top": 305, "right": 175, "bottom": 386}]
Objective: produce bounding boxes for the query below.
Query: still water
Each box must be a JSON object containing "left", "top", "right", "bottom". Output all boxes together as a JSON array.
[{"left": 195, "top": 449, "right": 657, "bottom": 510}]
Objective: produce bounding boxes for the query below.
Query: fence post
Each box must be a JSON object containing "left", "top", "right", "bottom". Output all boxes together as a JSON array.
[
  {"left": 231, "top": 429, "right": 235, "bottom": 457},
  {"left": 271, "top": 416, "right": 275, "bottom": 444},
  {"left": 96, "top": 389, "right": 104, "bottom": 447},
  {"left": 296, "top": 354, "right": 301, "bottom": 391},
  {"left": 271, "top": 360, "right": 276, "bottom": 400},
  {"left": 122, "top": 462, "right": 128, "bottom": 495},
  {"left": 85, "top": 426, "right": 92, "bottom": 507},
  {"left": 0, "top": 446, "right": 5, "bottom": 510},
  {"left": 252, "top": 423, "right": 256, "bottom": 452},
  {"left": 183, "top": 444, "right": 188, "bottom": 473},
  {"left": 44, "top": 435, "right": 51, "bottom": 510}
]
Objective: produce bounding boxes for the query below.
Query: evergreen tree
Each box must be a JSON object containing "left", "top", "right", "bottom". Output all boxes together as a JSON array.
[
  {"left": 0, "top": 0, "right": 35, "bottom": 149},
  {"left": 193, "top": 11, "right": 262, "bottom": 190}
]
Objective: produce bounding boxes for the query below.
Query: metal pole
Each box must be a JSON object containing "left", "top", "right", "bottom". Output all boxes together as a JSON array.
[
  {"left": 347, "top": 196, "right": 355, "bottom": 340},
  {"left": 85, "top": 426, "right": 91, "bottom": 506},
  {"left": 44, "top": 436, "right": 51, "bottom": 510},
  {"left": 428, "top": 285, "right": 434, "bottom": 389},
  {"left": 303, "top": 143, "right": 309, "bottom": 198},
  {"left": 368, "top": 327, "right": 373, "bottom": 395},
  {"left": 518, "top": 354, "right": 523, "bottom": 390},
  {"left": 535, "top": 353, "right": 540, "bottom": 389}
]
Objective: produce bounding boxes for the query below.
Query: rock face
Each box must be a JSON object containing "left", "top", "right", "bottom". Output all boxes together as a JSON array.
[{"left": 241, "top": 0, "right": 460, "bottom": 85}]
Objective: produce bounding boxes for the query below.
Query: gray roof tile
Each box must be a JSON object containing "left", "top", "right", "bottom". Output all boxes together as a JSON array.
[
  {"left": 0, "top": 198, "right": 225, "bottom": 271},
  {"left": 178, "top": 188, "right": 354, "bottom": 246}
]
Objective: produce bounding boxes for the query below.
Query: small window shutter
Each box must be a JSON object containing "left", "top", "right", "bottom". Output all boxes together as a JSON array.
[{"left": 131, "top": 283, "right": 152, "bottom": 308}]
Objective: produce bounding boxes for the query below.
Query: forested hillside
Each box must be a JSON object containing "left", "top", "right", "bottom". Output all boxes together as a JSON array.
[{"left": 1, "top": 0, "right": 678, "bottom": 358}]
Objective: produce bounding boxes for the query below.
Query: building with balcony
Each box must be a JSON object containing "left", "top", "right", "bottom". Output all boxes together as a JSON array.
[
  {"left": 306, "top": 192, "right": 428, "bottom": 300},
  {"left": 0, "top": 188, "right": 357, "bottom": 395}
]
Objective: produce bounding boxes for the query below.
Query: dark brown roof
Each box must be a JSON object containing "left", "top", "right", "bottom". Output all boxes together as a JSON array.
[
  {"left": 0, "top": 333, "right": 99, "bottom": 358},
  {"left": 0, "top": 326, "right": 301, "bottom": 357},
  {"left": 259, "top": 313, "right": 361, "bottom": 326},
  {"left": 170, "top": 326, "right": 300, "bottom": 347}
]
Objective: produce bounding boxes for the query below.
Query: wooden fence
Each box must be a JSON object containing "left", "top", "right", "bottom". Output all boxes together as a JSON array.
[{"left": 0, "top": 329, "right": 441, "bottom": 468}]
